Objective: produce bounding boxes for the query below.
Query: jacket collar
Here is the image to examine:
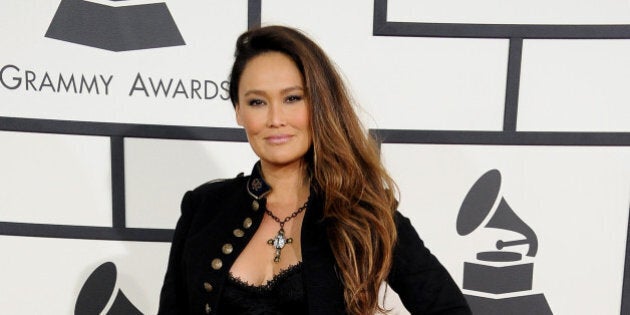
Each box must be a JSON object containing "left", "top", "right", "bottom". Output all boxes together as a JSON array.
[{"left": 246, "top": 161, "right": 271, "bottom": 200}]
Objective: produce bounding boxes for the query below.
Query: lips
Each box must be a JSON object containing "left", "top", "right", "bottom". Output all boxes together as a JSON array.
[{"left": 265, "top": 134, "right": 293, "bottom": 144}]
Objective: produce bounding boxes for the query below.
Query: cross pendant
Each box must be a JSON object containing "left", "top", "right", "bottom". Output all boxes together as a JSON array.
[{"left": 267, "top": 228, "right": 293, "bottom": 263}]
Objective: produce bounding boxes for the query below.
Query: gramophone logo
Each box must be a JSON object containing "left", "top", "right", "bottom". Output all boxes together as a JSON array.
[
  {"left": 457, "top": 169, "right": 553, "bottom": 314},
  {"left": 75, "top": 262, "right": 143, "bottom": 315},
  {"left": 45, "top": 0, "right": 185, "bottom": 51}
]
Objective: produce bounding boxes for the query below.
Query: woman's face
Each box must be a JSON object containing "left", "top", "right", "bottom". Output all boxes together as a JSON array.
[{"left": 235, "top": 52, "right": 312, "bottom": 169}]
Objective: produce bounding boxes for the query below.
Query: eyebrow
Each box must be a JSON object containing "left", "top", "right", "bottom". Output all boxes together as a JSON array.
[{"left": 243, "top": 85, "right": 304, "bottom": 97}]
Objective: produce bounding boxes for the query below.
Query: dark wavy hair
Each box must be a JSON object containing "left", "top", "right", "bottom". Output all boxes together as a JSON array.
[{"left": 229, "top": 25, "right": 398, "bottom": 315}]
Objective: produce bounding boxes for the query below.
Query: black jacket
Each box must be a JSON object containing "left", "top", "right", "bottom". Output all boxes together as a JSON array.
[{"left": 158, "top": 164, "right": 471, "bottom": 315}]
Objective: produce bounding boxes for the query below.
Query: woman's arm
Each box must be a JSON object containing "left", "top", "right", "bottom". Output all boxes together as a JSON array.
[
  {"left": 157, "top": 190, "right": 197, "bottom": 315},
  {"left": 387, "top": 211, "right": 472, "bottom": 315}
]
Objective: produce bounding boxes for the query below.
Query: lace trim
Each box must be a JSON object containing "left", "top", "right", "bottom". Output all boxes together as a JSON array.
[{"left": 227, "top": 262, "right": 303, "bottom": 292}]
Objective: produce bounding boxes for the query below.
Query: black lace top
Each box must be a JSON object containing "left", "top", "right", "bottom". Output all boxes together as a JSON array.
[{"left": 219, "top": 263, "right": 308, "bottom": 315}]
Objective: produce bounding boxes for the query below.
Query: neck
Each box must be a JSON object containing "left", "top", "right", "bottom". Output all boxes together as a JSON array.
[{"left": 260, "top": 160, "right": 310, "bottom": 211}]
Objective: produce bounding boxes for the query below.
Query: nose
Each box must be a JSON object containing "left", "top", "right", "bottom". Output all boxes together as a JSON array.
[{"left": 267, "top": 101, "right": 286, "bottom": 127}]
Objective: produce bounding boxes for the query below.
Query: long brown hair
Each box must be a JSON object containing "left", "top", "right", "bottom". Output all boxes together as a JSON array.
[{"left": 229, "top": 25, "right": 398, "bottom": 315}]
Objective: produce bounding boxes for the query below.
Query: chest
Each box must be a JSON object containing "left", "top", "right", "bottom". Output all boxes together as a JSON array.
[{"left": 180, "top": 197, "right": 346, "bottom": 314}]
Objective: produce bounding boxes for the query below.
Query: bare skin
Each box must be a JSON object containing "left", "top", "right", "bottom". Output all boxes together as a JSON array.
[{"left": 229, "top": 52, "right": 312, "bottom": 286}]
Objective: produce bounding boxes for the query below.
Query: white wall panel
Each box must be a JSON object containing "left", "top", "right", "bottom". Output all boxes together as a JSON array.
[
  {"left": 0, "top": 0, "right": 245, "bottom": 127},
  {"left": 519, "top": 39, "right": 630, "bottom": 132},
  {"left": 381, "top": 143, "right": 630, "bottom": 314},
  {"left": 0, "top": 235, "right": 169, "bottom": 315},
  {"left": 262, "top": 0, "right": 508, "bottom": 131},
  {"left": 0, "top": 131, "right": 112, "bottom": 226},
  {"left": 125, "top": 138, "right": 258, "bottom": 229},
  {"left": 388, "top": 0, "right": 630, "bottom": 24},
  {"left": 1, "top": 1, "right": 629, "bottom": 314}
]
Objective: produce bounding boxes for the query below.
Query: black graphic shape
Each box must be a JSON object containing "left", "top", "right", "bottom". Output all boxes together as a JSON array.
[
  {"left": 75, "top": 262, "right": 143, "bottom": 315},
  {"left": 457, "top": 169, "right": 552, "bottom": 314},
  {"left": 45, "top": 0, "right": 185, "bottom": 51},
  {"left": 466, "top": 294, "right": 552, "bottom": 315},
  {"left": 463, "top": 262, "right": 533, "bottom": 294},
  {"left": 373, "top": 0, "right": 630, "bottom": 39},
  {"left": 458, "top": 169, "right": 537, "bottom": 257}
]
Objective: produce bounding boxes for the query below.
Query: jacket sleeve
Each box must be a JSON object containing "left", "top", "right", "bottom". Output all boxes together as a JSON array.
[
  {"left": 387, "top": 211, "right": 471, "bottom": 315},
  {"left": 157, "top": 190, "right": 197, "bottom": 315}
]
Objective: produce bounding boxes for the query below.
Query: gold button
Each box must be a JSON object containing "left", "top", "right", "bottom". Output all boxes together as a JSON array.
[
  {"left": 233, "top": 229, "right": 244, "bottom": 238},
  {"left": 211, "top": 258, "right": 222, "bottom": 270},
  {"left": 203, "top": 282, "right": 213, "bottom": 292},
  {"left": 222, "top": 243, "right": 233, "bottom": 255},
  {"left": 243, "top": 217, "right": 253, "bottom": 229},
  {"left": 251, "top": 200, "right": 259, "bottom": 211},
  {"left": 205, "top": 303, "right": 211, "bottom": 314}
]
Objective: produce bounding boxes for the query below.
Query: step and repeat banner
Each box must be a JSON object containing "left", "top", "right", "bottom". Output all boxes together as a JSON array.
[{"left": 1, "top": 1, "right": 630, "bottom": 314}]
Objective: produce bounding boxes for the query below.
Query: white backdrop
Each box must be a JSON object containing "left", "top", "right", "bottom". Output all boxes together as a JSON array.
[{"left": 1, "top": 1, "right": 629, "bottom": 314}]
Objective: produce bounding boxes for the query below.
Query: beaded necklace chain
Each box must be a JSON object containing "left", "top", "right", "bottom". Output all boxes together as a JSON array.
[{"left": 266, "top": 200, "right": 308, "bottom": 263}]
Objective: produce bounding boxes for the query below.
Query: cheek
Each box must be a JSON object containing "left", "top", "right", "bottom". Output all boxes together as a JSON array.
[
  {"left": 235, "top": 105, "right": 244, "bottom": 126},
  {"left": 239, "top": 112, "right": 264, "bottom": 134},
  {"left": 300, "top": 114, "right": 313, "bottom": 145},
  {"left": 298, "top": 115, "right": 310, "bottom": 130},
  {"left": 297, "top": 106, "right": 311, "bottom": 130}
]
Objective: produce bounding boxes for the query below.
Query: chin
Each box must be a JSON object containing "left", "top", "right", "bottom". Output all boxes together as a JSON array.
[{"left": 261, "top": 155, "right": 307, "bottom": 167}]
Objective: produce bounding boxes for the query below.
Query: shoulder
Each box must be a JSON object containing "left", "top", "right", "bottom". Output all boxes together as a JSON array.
[
  {"left": 389, "top": 210, "right": 472, "bottom": 314},
  {"left": 390, "top": 209, "right": 432, "bottom": 270},
  {"left": 392, "top": 210, "right": 415, "bottom": 233},
  {"left": 180, "top": 172, "right": 248, "bottom": 214},
  {"left": 190, "top": 172, "right": 246, "bottom": 196}
]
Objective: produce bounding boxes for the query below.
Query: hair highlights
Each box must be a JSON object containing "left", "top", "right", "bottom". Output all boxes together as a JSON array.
[{"left": 229, "top": 25, "right": 398, "bottom": 315}]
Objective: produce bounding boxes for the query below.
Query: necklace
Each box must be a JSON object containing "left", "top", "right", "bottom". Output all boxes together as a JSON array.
[{"left": 266, "top": 199, "right": 308, "bottom": 263}]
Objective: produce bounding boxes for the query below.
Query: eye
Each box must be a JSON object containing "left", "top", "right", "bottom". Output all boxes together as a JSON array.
[
  {"left": 248, "top": 99, "right": 265, "bottom": 106},
  {"left": 285, "top": 95, "right": 303, "bottom": 103}
]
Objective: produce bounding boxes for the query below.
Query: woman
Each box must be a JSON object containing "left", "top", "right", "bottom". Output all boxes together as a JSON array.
[{"left": 158, "top": 25, "right": 470, "bottom": 315}]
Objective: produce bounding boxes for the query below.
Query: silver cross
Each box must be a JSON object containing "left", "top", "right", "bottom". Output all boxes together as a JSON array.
[{"left": 267, "top": 228, "right": 293, "bottom": 262}]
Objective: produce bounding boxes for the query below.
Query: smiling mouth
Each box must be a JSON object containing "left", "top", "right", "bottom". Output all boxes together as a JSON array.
[{"left": 265, "top": 135, "right": 293, "bottom": 144}]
